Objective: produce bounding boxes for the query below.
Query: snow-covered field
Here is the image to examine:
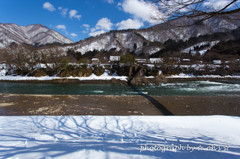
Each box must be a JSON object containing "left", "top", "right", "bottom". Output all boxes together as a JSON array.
[{"left": 0, "top": 116, "right": 239, "bottom": 159}]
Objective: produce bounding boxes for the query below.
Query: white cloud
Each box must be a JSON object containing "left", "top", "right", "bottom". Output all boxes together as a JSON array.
[
  {"left": 95, "top": 18, "right": 113, "bottom": 31},
  {"left": 158, "top": 0, "right": 193, "bottom": 14},
  {"left": 56, "top": 25, "right": 66, "bottom": 30},
  {"left": 69, "top": 10, "right": 82, "bottom": 20},
  {"left": 116, "top": 18, "right": 144, "bottom": 30},
  {"left": 58, "top": 7, "right": 68, "bottom": 17},
  {"left": 121, "top": 0, "right": 165, "bottom": 24},
  {"left": 83, "top": 24, "right": 90, "bottom": 28},
  {"left": 82, "top": 24, "right": 90, "bottom": 33},
  {"left": 70, "top": 33, "right": 78, "bottom": 37},
  {"left": 43, "top": 2, "right": 56, "bottom": 12},
  {"left": 89, "top": 18, "right": 113, "bottom": 37},
  {"left": 105, "top": 0, "right": 114, "bottom": 4},
  {"left": 56, "top": 25, "right": 69, "bottom": 35},
  {"left": 203, "top": 0, "right": 232, "bottom": 11}
]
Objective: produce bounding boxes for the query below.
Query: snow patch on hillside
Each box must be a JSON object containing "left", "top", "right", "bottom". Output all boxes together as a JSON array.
[{"left": 182, "top": 41, "right": 220, "bottom": 55}]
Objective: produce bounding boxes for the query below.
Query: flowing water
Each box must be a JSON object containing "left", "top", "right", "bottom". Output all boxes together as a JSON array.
[{"left": 0, "top": 81, "right": 240, "bottom": 96}]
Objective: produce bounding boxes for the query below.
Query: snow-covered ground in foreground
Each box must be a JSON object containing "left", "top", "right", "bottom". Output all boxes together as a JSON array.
[{"left": 0, "top": 116, "right": 240, "bottom": 159}]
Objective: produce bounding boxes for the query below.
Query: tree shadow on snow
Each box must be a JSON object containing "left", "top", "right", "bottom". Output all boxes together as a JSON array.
[{"left": 0, "top": 116, "right": 239, "bottom": 159}]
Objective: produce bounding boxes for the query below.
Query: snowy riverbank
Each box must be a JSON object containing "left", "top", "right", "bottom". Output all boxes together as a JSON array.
[
  {"left": 0, "top": 74, "right": 240, "bottom": 84},
  {"left": 0, "top": 72, "right": 128, "bottom": 82},
  {"left": 167, "top": 73, "right": 240, "bottom": 79},
  {"left": 0, "top": 116, "right": 239, "bottom": 159},
  {"left": 1, "top": 66, "right": 240, "bottom": 84}
]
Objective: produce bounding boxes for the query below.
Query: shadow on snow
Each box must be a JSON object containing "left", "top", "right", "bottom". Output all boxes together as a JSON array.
[{"left": 0, "top": 116, "right": 239, "bottom": 158}]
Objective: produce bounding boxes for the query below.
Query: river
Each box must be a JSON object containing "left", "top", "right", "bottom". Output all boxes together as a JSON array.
[{"left": 0, "top": 80, "right": 240, "bottom": 96}]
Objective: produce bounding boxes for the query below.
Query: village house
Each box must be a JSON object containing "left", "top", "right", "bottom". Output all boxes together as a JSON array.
[
  {"left": 92, "top": 58, "right": 100, "bottom": 64},
  {"left": 168, "top": 57, "right": 181, "bottom": 65},
  {"left": 0, "top": 62, "right": 7, "bottom": 70},
  {"left": 149, "top": 58, "right": 163, "bottom": 64},
  {"left": 213, "top": 60, "right": 222, "bottom": 65},
  {"left": 169, "top": 57, "right": 181, "bottom": 62},
  {"left": 182, "top": 59, "right": 191, "bottom": 62},
  {"left": 181, "top": 58, "right": 191, "bottom": 64},
  {"left": 109, "top": 56, "right": 120, "bottom": 62},
  {"left": 136, "top": 59, "right": 147, "bottom": 64},
  {"left": 195, "top": 61, "right": 203, "bottom": 64},
  {"left": 233, "top": 59, "right": 240, "bottom": 63}
]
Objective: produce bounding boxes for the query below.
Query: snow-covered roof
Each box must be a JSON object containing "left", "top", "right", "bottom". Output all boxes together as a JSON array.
[
  {"left": 136, "top": 59, "right": 147, "bottom": 63},
  {"left": 182, "top": 59, "right": 191, "bottom": 62},
  {"left": 149, "top": 58, "right": 163, "bottom": 63},
  {"left": 92, "top": 58, "right": 99, "bottom": 61},
  {"left": 145, "top": 64, "right": 155, "bottom": 68},
  {"left": 169, "top": 57, "right": 180, "bottom": 60},
  {"left": 109, "top": 56, "right": 120, "bottom": 61},
  {"left": 213, "top": 60, "right": 222, "bottom": 65}
]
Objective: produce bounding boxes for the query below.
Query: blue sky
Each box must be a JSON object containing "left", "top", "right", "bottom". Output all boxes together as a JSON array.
[
  {"left": 1, "top": 0, "right": 237, "bottom": 42},
  {"left": 0, "top": 0, "right": 157, "bottom": 42}
]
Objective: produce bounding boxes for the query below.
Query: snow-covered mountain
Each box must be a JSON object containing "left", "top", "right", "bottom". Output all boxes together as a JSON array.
[
  {"left": 63, "top": 13, "right": 240, "bottom": 55},
  {"left": 1, "top": 13, "right": 240, "bottom": 56},
  {"left": 0, "top": 23, "right": 73, "bottom": 47}
]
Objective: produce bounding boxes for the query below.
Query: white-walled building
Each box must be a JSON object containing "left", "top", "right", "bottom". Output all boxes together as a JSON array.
[
  {"left": 92, "top": 58, "right": 99, "bottom": 64},
  {"left": 109, "top": 56, "right": 120, "bottom": 62},
  {"left": 149, "top": 58, "right": 163, "bottom": 64},
  {"left": 136, "top": 59, "right": 147, "bottom": 64},
  {"left": 182, "top": 59, "right": 191, "bottom": 62},
  {"left": 213, "top": 60, "right": 222, "bottom": 65}
]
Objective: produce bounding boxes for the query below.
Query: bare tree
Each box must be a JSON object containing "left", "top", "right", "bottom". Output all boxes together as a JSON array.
[
  {"left": 148, "top": 0, "right": 240, "bottom": 24},
  {"left": 0, "top": 49, "right": 15, "bottom": 69}
]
